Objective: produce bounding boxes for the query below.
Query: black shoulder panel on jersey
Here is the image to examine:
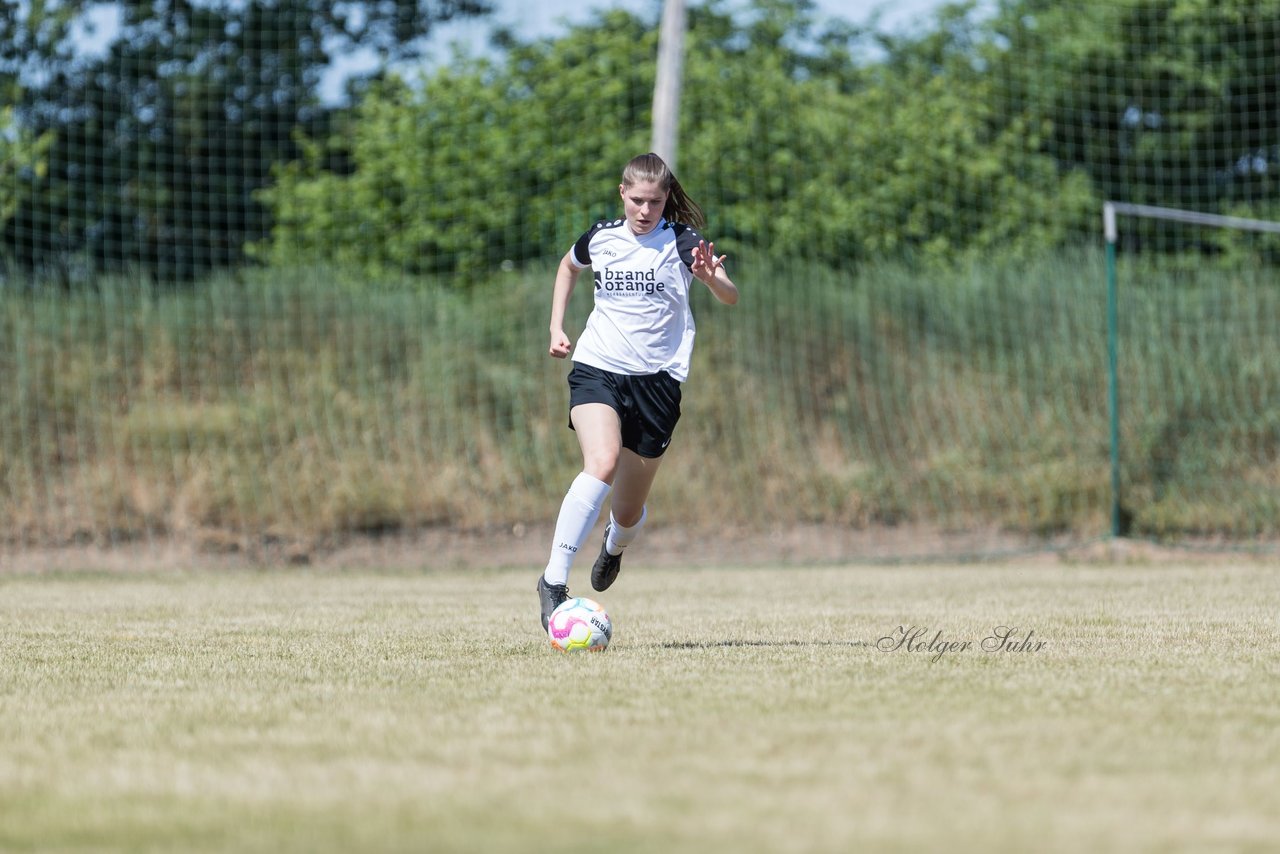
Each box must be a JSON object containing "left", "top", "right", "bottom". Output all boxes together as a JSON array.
[
  {"left": 670, "top": 221, "right": 702, "bottom": 269},
  {"left": 572, "top": 219, "right": 624, "bottom": 267}
]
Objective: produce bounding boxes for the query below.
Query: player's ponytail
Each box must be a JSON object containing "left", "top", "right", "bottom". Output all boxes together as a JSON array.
[{"left": 621, "top": 152, "right": 706, "bottom": 229}]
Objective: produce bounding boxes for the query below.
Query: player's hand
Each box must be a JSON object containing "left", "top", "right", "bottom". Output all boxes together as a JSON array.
[
  {"left": 549, "top": 330, "right": 572, "bottom": 359},
  {"left": 691, "top": 239, "right": 726, "bottom": 284}
]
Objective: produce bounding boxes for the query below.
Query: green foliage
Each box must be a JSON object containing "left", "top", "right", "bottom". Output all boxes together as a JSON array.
[
  {"left": 257, "top": 0, "right": 1102, "bottom": 276},
  {"left": 0, "top": 0, "right": 492, "bottom": 280},
  {"left": 992, "top": 0, "right": 1280, "bottom": 237},
  {"left": 254, "top": 10, "right": 657, "bottom": 275},
  {"left": 9, "top": 0, "right": 1280, "bottom": 280},
  {"left": 0, "top": 108, "right": 54, "bottom": 227},
  {"left": 690, "top": 59, "right": 1095, "bottom": 263}
]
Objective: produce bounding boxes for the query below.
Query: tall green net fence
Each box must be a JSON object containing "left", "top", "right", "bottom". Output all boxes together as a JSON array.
[{"left": 3, "top": 0, "right": 1280, "bottom": 561}]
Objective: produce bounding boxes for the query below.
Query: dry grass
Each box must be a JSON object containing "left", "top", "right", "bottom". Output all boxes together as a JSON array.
[
  {"left": 1, "top": 561, "right": 1277, "bottom": 853},
  {"left": 8, "top": 253, "right": 1280, "bottom": 550}
]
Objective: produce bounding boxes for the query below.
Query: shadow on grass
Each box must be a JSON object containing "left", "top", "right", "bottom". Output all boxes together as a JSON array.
[{"left": 657, "top": 639, "right": 868, "bottom": 650}]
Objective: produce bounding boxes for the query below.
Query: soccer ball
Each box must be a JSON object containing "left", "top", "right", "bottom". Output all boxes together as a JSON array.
[{"left": 548, "top": 597, "right": 612, "bottom": 652}]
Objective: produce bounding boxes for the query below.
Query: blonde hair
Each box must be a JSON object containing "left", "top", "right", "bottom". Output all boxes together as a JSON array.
[{"left": 621, "top": 152, "right": 706, "bottom": 229}]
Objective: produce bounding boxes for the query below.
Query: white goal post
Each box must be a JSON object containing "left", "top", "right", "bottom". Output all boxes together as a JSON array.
[{"left": 1103, "top": 201, "right": 1280, "bottom": 243}]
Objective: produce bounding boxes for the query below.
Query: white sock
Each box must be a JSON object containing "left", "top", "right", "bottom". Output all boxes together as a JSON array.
[
  {"left": 606, "top": 506, "right": 647, "bottom": 556},
  {"left": 543, "top": 473, "right": 612, "bottom": 586}
]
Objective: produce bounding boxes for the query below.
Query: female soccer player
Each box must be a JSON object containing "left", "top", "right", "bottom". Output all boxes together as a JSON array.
[{"left": 538, "top": 152, "right": 740, "bottom": 630}]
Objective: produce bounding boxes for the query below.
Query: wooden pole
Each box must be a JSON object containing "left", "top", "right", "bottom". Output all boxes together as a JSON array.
[{"left": 652, "top": 0, "right": 686, "bottom": 172}]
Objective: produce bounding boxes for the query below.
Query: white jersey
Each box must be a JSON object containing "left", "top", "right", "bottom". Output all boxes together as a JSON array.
[{"left": 568, "top": 216, "right": 703, "bottom": 382}]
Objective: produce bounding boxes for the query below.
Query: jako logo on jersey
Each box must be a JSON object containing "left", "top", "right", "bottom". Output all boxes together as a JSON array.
[{"left": 594, "top": 268, "right": 666, "bottom": 295}]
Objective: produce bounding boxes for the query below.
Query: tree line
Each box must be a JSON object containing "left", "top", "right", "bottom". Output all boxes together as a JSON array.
[{"left": 4, "top": 0, "right": 1279, "bottom": 283}]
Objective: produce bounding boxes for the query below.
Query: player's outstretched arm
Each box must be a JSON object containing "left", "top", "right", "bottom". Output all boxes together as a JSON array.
[{"left": 690, "top": 240, "right": 739, "bottom": 306}]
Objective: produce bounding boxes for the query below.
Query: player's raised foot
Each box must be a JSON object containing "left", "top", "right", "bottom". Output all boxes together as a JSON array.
[
  {"left": 537, "top": 574, "right": 569, "bottom": 632},
  {"left": 590, "top": 525, "right": 623, "bottom": 592}
]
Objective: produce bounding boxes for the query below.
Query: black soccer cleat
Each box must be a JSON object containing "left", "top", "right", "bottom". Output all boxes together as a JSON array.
[
  {"left": 590, "top": 525, "right": 623, "bottom": 592},
  {"left": 537, "top": 574, "right": 569, "bottom": 632}
]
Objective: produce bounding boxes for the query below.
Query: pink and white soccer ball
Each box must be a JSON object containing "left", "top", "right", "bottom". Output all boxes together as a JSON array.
[{"left": 547, "top": 597, "right": 612, "bottom": 652}]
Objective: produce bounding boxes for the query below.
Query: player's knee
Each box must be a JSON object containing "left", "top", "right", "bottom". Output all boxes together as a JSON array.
[{"left": 582, "top": 453, "right": 618, "bottom": 485}]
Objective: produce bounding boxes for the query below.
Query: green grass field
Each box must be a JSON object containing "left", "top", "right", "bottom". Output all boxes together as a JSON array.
[{"left": 1, "top": 561, "right": 1277, "bottom": 853}]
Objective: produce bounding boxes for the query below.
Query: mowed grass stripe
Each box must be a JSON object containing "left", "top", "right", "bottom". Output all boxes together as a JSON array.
[{"left": 0, "top": 564, "right": 1276, "bottom": 853}]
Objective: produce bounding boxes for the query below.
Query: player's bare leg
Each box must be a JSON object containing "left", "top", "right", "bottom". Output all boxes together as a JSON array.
[
  {"left": 571, "top": 403, "right": 623, "bottom": 484},
  {"left": 611, "top": 449, "right": 662, "bottom": 524}
]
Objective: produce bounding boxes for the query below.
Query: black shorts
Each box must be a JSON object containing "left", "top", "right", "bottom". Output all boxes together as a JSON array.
[{"left": 567, "top": 363, "right": 682, "bottom": 458}]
